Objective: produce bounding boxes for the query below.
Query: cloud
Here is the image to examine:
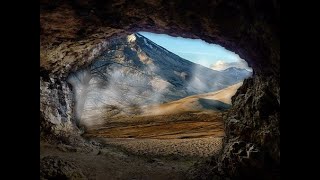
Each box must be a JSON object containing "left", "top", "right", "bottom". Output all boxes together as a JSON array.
[{"left": 210, "top": 59, "right": 251, "bottom": 71}]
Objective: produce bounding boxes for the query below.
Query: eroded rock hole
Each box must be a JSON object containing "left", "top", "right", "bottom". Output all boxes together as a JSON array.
[{"left": 67, "top": 32, "right": 252, "bottom": 158}]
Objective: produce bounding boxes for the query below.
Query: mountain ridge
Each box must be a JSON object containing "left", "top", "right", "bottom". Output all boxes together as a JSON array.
[{"left": 68, "top": 33, "right": 251, "bottom": 123}]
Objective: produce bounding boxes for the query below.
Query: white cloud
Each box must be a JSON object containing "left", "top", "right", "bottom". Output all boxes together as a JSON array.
[{"left": 210, "top": 59, "right": 252, "bottom": 71}]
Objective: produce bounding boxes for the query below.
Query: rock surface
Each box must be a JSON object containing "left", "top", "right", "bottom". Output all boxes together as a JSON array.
[
  {"left": 40, "top": 0, "right": 280, "bottom": 179},
  {"left": 221, "top": 76, "right": 280, "bottom": 179},
  {"left": 40, "top": 156, "right": 86, "bottom": 180},
  {"left": 40, "top": 74, "right": 77, "bottom": 138}
]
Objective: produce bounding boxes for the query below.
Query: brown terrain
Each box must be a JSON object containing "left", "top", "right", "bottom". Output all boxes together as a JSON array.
[
  {"left": 85, "top": 82, "right": 242, "bottom": 140},
  {"left": 41, "top": 83, "right": 241, "bottom": 179}
]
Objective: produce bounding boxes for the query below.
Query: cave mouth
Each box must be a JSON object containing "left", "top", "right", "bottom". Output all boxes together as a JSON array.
[{"left": 66, "top": 32, "right": 252, "bottom": 158}]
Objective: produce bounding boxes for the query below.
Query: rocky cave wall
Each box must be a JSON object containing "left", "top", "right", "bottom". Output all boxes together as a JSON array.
[{"left": 40, "top": 0, "right": 280, "bottom": 179}]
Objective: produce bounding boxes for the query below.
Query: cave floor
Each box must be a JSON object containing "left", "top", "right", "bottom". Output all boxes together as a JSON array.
[
  {"left": 41, "top": 111, "right": 225, "bottom": 179},
  {"left": 40, "top": 141, "right": 193, "bottom": 180},
  {"left": 84, "top": 111, "right": 225, "bottom": 158}
]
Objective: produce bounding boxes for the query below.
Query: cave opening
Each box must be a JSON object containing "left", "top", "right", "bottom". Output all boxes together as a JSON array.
[{"left": 66, "top": 31, "right": 252, "bottom": 158}]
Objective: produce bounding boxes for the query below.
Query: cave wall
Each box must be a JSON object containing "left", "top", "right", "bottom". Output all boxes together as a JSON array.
[
  {"left": 40, "top": 0, "right": 280, "bottom": 179},
  {"left": 219, "top": 75, "right": 280, "bottom": 179},
  {"left": 40, "top": 0, "right": 279, "bottom": 75}
]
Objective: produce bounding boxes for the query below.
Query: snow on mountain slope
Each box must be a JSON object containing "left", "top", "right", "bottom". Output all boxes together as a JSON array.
[{"left": 68, "top": 33, "right": 251, "bottom": 125}]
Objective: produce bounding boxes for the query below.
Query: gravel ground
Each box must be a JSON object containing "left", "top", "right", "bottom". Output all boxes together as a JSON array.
[
  {"left": 101, "top": 137, "right": 223, "bottom": 158},
  {"left": 41, "top": 141, "right": 197, "bottom": 180}
]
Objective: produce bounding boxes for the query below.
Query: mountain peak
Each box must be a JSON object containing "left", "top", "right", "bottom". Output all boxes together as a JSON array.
[{"left": 223, "top": 67, "right": 244, "bottom": 71}]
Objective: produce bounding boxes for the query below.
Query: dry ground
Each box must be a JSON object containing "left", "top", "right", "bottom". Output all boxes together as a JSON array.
[
  {"left": 41, "top": 83, "right": 241, "bottom": 179},
  {"left": 85, "top": 111, "right": 225, "bottom": 139},
  {"left": 40, "top": 141, "right": 193, "bottom": 180},
  {"left": 84, "top": 111, "right": 225, "bottom": 158}
]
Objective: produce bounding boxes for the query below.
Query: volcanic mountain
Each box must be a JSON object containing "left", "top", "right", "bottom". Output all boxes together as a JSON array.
[{"left": 68, "top": 33, "right": 251, "bottom": 121}]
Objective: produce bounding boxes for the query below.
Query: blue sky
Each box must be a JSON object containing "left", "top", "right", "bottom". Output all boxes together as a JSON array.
[{"left": 138, "top": 32, "right": 245, "bottom": 69}]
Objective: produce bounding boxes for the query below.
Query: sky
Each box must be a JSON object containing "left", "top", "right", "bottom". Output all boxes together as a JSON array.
[{"left": 139, "top": 31, "right": 250, "bottom": 71}]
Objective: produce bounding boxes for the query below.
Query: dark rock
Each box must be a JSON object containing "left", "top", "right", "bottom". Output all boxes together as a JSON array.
[{"left": 40, "top": 156, "right": 86, "bottom": 180}]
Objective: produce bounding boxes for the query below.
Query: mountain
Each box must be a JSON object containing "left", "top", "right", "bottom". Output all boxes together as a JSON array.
[
  {"left": 221, "top": 67, "right": 252, "bottom": 81},
  {"left": 68, "top": 33, "right": 251, "bottom": 123}
]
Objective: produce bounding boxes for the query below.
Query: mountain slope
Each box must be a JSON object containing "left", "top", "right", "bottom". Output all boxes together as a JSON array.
[
  {"left": 221, "top": 67, "right": 252, "bottom": 81},
  {"left": 68, "top": 33, "right": 250, "bottom": 123},
  {"left": 141, "top": 82, "right": 243, "bottom": 116}
]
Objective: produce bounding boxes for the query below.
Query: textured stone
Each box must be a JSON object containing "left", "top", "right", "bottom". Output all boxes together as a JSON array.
[
  {"left": 219, "top": 76, "right": 280, "bottom": 179},
  {"left": 40, "top": 156, "right": 86, "bottom": 180},
  {"left": 40, "top": 74, "right": 76, "bottom": 135},
  {"left": 40, "top": 0, "right": 279, "bottom": 76}
]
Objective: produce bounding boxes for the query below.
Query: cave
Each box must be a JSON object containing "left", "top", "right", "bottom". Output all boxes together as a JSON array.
[{"left": 40, "top": 0, "right": 280, "bottom": 179}]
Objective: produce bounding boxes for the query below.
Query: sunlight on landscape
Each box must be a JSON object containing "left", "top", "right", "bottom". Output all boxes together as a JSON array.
[{"left": 68, "top": 32, "right": 252, "bottom": 160}]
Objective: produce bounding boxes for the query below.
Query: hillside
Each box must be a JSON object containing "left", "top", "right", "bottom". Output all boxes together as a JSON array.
[
  {"left": 141, "top": 82, "right": 242, "bottom": 116},
  {"left": 68, "top": 33, "right": 250, "bottom": 124}
]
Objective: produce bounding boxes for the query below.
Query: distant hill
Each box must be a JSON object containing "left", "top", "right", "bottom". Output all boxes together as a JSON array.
[
  {"left": 141, "top": 82, "right": 243, "bottom": 116},
  {"left": 221, "top": 67, "right": 252, "bottom": 81}
]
